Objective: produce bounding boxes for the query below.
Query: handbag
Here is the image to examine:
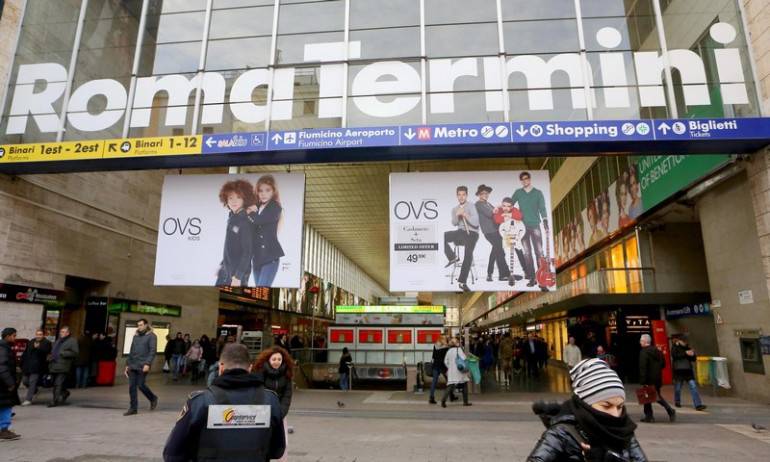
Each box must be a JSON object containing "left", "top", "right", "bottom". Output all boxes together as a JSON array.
[
  {"left": 455, "top": 348, "right": 468, "bottom": 372},
  {"left": 636, "top": 385, "right": 658, "bottom": 405}
]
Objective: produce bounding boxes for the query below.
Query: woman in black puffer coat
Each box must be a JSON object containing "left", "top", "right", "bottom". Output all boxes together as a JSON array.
[
  {"left": 254, "top": 345, "right": 294, "bottom": 461},
  {"left": 528, "top": 358, "right": 648, "bottom": 462}
]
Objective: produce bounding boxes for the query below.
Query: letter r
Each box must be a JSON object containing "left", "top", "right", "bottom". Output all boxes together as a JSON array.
[{"left": 7, "top": 63, "right": 68, "bottom": 134}]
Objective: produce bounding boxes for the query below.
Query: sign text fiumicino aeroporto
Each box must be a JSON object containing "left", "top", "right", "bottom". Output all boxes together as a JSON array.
[{"left": 1, "top": 22, "right": 769, "bottom": 170}]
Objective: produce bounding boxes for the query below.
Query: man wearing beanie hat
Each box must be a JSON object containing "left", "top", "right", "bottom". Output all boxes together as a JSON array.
[{"left": 528, "top": 359, "right": 647, "bottom": 462}]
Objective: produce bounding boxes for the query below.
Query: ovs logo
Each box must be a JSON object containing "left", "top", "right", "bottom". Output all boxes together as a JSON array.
[
  {"left": 162, "top": 217, "right": 202, "bottom": 241},
  {"left": 393, "top": 200, "right": 438, "bottom": 220}
]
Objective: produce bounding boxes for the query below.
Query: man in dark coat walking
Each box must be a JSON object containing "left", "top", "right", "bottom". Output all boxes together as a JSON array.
[
  {"left": 48, "top": 326, "right": 79, "bottom": 407},
  {"left": 671, "top": 335, "right": 706, "bottom": 411},
  {"left": 20, "top": 328, "right": 52, "bottom": 405},
  {"left": 638, "top": 334, "right": 675, "bottom": 423},
  {"left": 0, "top": 327, "right": 21, "bottom": 440}
]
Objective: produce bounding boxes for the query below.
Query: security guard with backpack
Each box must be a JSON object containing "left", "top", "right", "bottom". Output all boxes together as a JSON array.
[{"left": 163, "top": 343, "right": 286, "bottom": 462}]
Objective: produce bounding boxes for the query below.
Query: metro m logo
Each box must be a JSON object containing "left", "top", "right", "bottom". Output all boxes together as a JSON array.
[{"left": 417, "top": 128, "right": 432, "bottom": 141}]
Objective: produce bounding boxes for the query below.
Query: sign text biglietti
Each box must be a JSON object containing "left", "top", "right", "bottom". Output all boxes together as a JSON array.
[{"left": 2, "top": 23, "right": 751, "bottom": 135}]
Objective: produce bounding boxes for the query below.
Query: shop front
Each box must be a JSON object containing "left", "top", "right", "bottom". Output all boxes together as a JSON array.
[{"left": 0, "top": 283, "right": 65, "bottom": 340}]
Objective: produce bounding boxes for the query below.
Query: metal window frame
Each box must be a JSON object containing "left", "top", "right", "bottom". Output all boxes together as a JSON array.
[{"left": 56, "top": 0, "right": 91, "bottom": 142}]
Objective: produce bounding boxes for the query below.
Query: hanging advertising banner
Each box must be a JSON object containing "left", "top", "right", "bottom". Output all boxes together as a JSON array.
[
  {"left": 389, "top": 171, "right": 555, "bottom": 293},
  {"left": 154, "top": 173, "right": 305, "bottom": 288}
]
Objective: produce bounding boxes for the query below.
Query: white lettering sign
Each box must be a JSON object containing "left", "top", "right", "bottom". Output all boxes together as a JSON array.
[{"left": 3, "top": 23, "right": 749, "bottom": 135}]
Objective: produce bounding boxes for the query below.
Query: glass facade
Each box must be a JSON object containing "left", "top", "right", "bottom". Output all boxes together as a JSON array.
[{"left": 0, "top": 0, "right": 761, "bottom": 144}]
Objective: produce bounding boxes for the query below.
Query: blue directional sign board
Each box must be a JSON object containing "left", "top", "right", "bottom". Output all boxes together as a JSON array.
[
  {"left": 2, "top": 117, "right": 770, "bottom": 174},
  {"left": 198, "top": 117, "right": 770, "bottom": 156}
]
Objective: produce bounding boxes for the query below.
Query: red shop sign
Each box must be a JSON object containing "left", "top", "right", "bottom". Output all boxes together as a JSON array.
[{"left": 388, "top": 329, "right": 412, "bottom": 344}]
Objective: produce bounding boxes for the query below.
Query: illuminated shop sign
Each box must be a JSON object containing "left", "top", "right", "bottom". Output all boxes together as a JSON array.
[
  {"left": 336, "top": 305, "right": 445, "bottom": 314},
  {"left": 3, "top": 23, "right": 749, "bottom": 135}
]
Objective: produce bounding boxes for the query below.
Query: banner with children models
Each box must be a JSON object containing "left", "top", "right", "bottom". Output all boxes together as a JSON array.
[
  {"left": 154, "top": 173, "right": 305, "bottom": 288},
  {"left": 390, "top": 171, "right": 555, "bottom": 293}
]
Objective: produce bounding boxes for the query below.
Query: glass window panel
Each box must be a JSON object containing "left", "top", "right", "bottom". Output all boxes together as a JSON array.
[
  {"left": 347, "top": 95, "right": 421, "bottom": 127},
  {"left": 209, "top": 6, "right": 275, "bottom": 39},
  {"left": 276, "top": 32, "right": 343, "bottom": 64},
  {"left": 503, "top": 20, "right": 579, "bottom": 55},
  {"left": 350, "top": 0, "right": 419, "bottom": 29},
  {"left": 154, "top": 12, "right": 206, "bottom": 43},
  {"left": 501, "top": 0, "right": 576, "bottom": 20},
  {"left": 128, "top": 105, "right": 197, "bottom": 137},
  {"left": 63, "top": 111, "right": 125, "bottom": 141},
  {"left": 214, "top": 0, "right": 274, "bottom": 8},
  {"left": 86, "top": 0, "right": 143, "bottom": 19},
  {"left": 21, "top": 0, "right": 83, "bottom": 25},
  {"left": 426, "top": 57, "right": 493, "bottom": 91},
  {"left": 350, "top": 27, "right": 420, "bottom": 59},
  {"left": 206, "top": 37, "right": 272, "bottom": 70},
  {"left": 508, "top": 89, "right": 589, "bottom": 121},
  {"left": 426, "top": 23, "right": 499, "bottom": 58},
  {"left": 139, "top": 42, "right": 202, "bottom": 75},
  {"left": 151, "top": 0, "right": 206, "bottom": 14},
  {"left": 428, "top": 91, "right": 504, "bottom": 124},
  {"left": 425, "top": 0, "right": 497, "bottom": 24},
  {"left": 277, "top": 1, "right": 344, "bottom": 34},
  {"left": 348, "top": 61, "right": 421, "bottom": 96},
  {"left": 269, "top": 97, "right": 343, "bottom": 130}
]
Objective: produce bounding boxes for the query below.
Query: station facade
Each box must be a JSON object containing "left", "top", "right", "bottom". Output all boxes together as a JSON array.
[{"left": 0, "top": 0, "right": 769, "bottom": 400}]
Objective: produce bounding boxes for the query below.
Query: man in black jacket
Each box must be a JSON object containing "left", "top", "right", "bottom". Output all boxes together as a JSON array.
[
  {"left": 0, "top": 327, "right": 21, "bottom": 440},
  {"left": 428, "top": 338, "right": 456, "bottom": 404},
  {"left": 638, "top": 334, "right": 675, "bottom": 423},
  {"left": 671, "top": 335, "right": 706, "bottom": 411},
  {"left": 20, "top": 329, "right": 51, "bottom": 405},
  {"left": 124, "top": 319, "right": 159, "bottom": 416},
  {"left": 163, "top": 344, "right": 285, "bottom": 462}
]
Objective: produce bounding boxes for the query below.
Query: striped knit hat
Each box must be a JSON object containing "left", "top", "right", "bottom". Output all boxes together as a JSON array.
[{"left": 569, "top": 358, "right": 626, "bottom": 405}]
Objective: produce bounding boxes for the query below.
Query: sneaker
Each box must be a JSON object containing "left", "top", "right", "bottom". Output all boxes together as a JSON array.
[
  {"left": 696, "top": 405, "right": 707, "bottom": 411},
  {"left": 20, "top": 401, "right": 31, "bottom": 406},
  {"left": 463, "top": 403, "right": 472, "bottom": 406},
  {"left": 428, "top": 399, "right": 437, "bottom": 405},
  {"left": 150, "top": 398, "right": 159, "bottom": 411},
  {"left": 61, "top": 390, "right": 70, "bottom": 403},
  {"left": 123, "top": 409, "right": 138, "bottom": 416},
  {"left": 675, "top": 403, "right": 681, "bottom": 408},
  {"left": 440, "top": 401, "right": 447, "bottom": 408},
  {"left": 0, "top": 429, "right": 21, "bottom": 441},
  {"left": 640, "top": 416, "right": 655, "bottom": 423},
  {"left": 667, "top": 408, "right": 676, "bottom": 422},
  {"left": 46, "top": 402, "right": 58, "bottom": 408}
]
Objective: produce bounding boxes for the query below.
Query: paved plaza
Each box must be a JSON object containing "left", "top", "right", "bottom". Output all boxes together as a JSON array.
[{"left": 3, "top": 372, "right": 769, "bottom": 462}]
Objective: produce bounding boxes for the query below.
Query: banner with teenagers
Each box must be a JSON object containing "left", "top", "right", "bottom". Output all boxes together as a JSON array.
[
  {"left": 154, "top": 173, "right": 305, "bottom": 288},
  {"left": 389, "top": 171, "right": 555, "bottom": 293}
]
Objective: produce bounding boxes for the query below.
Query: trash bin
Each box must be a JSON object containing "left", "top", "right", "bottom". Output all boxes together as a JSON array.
[
  {"left": 466, "top": 353, "right": 481, "bottom": 385},
  {"left": 711, "top": 357, "right": 731, "bottom": 389},
  {"left": 695, "top": 356, "right": 711, "bottom": 386},
  {"left": 96, "top": 360, "right": 116, "bottom": 386}
]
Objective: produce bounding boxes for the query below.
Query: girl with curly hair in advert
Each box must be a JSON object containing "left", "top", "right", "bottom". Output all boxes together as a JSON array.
[
  {"left": 216, "top": 179, "right": 257, "bottom": 287},
  {"left": 248, "top": 175, "right": 286, "bottom": 287}
]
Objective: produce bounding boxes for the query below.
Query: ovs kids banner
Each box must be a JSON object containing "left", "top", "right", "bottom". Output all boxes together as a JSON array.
[
  {"left": 155, "top": 174, "right": 305, "bottom": 288},
  {"left": 390, "top": 171, "right": 555, "bottom": 293}
]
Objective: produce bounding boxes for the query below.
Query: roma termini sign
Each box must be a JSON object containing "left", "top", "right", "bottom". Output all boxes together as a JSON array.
[{"left": 2, "top": 23, "right": 752, "bottom": 135}]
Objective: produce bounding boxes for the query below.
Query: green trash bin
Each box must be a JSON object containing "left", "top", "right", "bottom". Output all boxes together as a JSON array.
[{"left": 466, "top": 353, "right": 481, "bottom": 385}]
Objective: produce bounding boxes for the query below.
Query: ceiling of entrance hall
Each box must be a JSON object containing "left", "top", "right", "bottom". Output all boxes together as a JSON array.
[{"left": 243, "top": 157, "right": 540, "bottom": 289}]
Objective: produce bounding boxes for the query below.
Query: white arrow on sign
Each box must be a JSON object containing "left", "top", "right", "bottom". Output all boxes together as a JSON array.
[
  {"left": 205, "top": 138, "right": 215, "bottom": 148},
  {"left": 658, "top": 122, "right": 671, "bottom": 135},
  {"left": 516, "top": 125, "right": 529, "bottom": 137},
  {"left": 271, "top": 133, "right": 283, "bottom": 144},
  {"left": 404, "top": 128, "right": 416, "bottom": 140}
]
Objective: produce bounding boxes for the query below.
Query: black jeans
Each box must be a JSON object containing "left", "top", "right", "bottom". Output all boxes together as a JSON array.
[
  {"left": 521, "top": 225, "right": 543, "bottom": 279},
  {"left": 52, "top": 373, "right": 69, "bottom": 403},
  {"left": 442, "top": 383, "right": 469, "bottom": 404},
  {"left": 23, "top": 373, "right": 41, "bottom": 402},
  {"left": 128, "top": 369, "right": 157, "bottom": 411},
  {"left": 444, "top": 230, "right": 479, "bottom": 284},
  {"left": 484, "top": 232, "right": 510, "bottom": 279},
  {"left": 643, "top": 385, "right": 674, "bottom": 418}
]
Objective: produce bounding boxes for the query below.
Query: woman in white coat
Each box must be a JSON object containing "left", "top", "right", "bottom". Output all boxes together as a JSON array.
[{"left": 442, "top": 338, "right": 471, "bottom": 407}]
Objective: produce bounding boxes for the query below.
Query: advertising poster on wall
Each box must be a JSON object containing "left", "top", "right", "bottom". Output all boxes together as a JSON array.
[
  {"left": 390, "top": 171, "right": 555, "bottom": 293},
  {"left": 154, "top": 173, "right": 305, "bottom": 288}
]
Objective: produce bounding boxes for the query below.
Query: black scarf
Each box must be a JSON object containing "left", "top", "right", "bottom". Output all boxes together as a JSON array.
[{"left": 568, "top": 395, "right": 637, "bottom": 452}]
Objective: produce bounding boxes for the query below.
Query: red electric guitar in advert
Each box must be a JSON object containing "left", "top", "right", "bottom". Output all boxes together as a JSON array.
[{"left": 536, "top": 226, "right": 556, "bottom": 289}]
